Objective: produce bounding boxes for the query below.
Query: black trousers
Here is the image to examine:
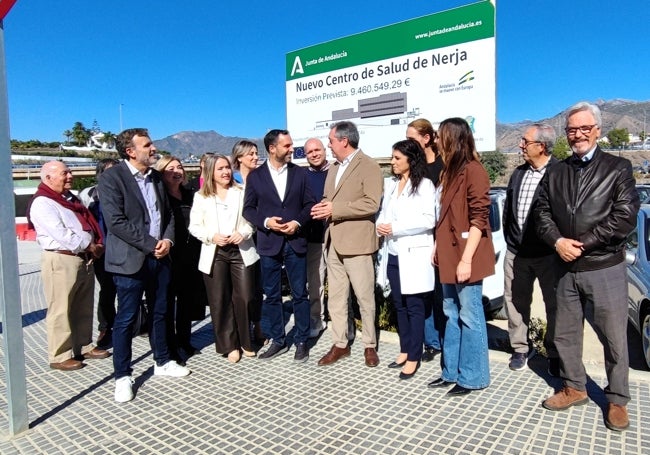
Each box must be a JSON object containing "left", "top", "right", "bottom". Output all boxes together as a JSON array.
[{"left": 203, "top": 245, "right": 256, "bottom": 354}]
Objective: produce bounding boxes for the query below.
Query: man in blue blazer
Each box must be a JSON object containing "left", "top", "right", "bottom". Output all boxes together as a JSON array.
[
  {"left": 243, "top": 129, "right": 316, "bottom": 362},
  {"left": 99, "top": 128, "right": 190, "bottom": 403}
]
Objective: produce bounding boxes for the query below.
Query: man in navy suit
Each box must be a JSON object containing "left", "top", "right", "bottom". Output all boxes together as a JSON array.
[
  {"left": 99, "top": 128, "right": 190, "bottom": 403},
  {"left": 243, "top": 129, "right": 315, "bottom": 362}
]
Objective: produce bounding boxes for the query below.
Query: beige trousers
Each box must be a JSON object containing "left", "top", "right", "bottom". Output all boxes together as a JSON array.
[
  {"left": 326, "top": 247, "right": 376, "bottom": 349},
  {"left": 41, "top": 251, "right": 95, "bottom": 363}
]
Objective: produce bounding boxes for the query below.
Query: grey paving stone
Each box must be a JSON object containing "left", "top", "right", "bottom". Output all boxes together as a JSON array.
[{"left": 0, "top": 246, "right": 649, "bottom": 455}]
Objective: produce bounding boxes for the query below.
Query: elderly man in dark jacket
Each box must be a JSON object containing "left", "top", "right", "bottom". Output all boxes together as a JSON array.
[
  {"left": 503, "top": 123, "right": 559, "bottom": 374},
  {"left": 535, "top": 102, "right": 639, "bottom": 432}
]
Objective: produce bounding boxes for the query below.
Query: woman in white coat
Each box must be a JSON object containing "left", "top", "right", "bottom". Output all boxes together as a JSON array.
[
  {"left": 377, "top": 139, "right": 437, "bottom": 379},
  {"left": 189, "top": 155, "right": 259, "bottom": 363}
]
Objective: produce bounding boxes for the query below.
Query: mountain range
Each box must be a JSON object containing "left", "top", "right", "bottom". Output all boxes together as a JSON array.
[
  {"left": 153, "top": 99, "right": 650, "bottom": 158},
  {"left": 497, "top": 99, "right": 650, "bottom": 152},
  {"left": 153, "top": 131, "right": 267, "bottom": 160}
]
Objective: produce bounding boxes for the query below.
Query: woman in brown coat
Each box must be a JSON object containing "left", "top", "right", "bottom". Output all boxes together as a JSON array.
[{"left": 428, "top": 118, "right": 495, "bottom": 396}]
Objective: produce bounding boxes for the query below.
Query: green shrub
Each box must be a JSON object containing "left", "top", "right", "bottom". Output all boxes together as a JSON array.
[{"left": 529, "top": 317, "right": 547, "bottom": 357}]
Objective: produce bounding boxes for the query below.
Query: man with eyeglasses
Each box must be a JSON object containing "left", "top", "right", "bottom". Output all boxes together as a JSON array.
[
  {"left": 535, "top": 102, "right": 639, "bottom": 431},
  {"left": 503, "top": 123, "right": 559, "bottom": 374},
  {"left": 311, "top": 121, "right": 383, "bottom": 367}
]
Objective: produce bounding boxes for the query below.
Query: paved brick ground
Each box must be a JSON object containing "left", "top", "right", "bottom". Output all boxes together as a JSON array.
[{"left": 0, "top": 242, "right": 648, "bottom": 454}]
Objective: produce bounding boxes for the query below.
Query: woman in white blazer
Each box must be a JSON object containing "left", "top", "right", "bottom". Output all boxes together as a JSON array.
[
  {"left": 376, "top": 139, "right": 437, "bottom": 379},
  {"left": 189, "top": 155, "right": 259, "bottom": 363}
]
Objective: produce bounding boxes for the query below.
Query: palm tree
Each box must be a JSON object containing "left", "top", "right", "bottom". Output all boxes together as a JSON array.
[
  {"left": 63, "top": 130, "right": 72, "bottom": 144},
  {"left": 72, "top": 121, "right": 90, "bottom": 146},
  {"left": 101, "top": 131, "right": 115, "bottom": 148}
]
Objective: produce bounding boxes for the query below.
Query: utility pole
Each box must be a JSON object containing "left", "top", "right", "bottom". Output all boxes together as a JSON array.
[
  {"left": 643, "top": 109, "right": 648, "bottom": 150},
  {"left": 119, "top": 103, "right": 123, "bottom": 132},
  {"left": 0, "top": 17, "right": 29, "bottom": 438}
]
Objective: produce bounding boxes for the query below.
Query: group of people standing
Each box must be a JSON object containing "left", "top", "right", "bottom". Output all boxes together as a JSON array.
[
  {"left": 500, "top": 102, "right": 639, "bottom": 432},
  {"left": 27, "top": 101, "right": 638, "bottom": 432}
]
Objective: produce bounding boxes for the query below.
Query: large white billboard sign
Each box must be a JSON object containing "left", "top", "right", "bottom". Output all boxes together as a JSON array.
[{"left": 286, "top": 1, "right": 496, "bottom": 159}]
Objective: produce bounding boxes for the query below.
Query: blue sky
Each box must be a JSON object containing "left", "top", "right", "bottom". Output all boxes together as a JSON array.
[{"left": 3, "top": 0, "right": 648, "bottom": 142}]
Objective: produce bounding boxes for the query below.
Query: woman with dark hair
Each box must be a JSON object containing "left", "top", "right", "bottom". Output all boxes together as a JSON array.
[
  {"left": 407, "top": 118, "right": 443, "bottom": 187},
  {"left": 376, "top": 139, "right": 437, "bottom": 379},
  {"left": 154, "top": 155, "right": 206, "bottom": 363},
  {"left": 428, "top": 118, "right": 495, "bottom": 396},
  {"left": 407, "top": 118, "right": 445, "bottom": 362},
  {"left": 189, "top": 154, "right": 259, "bottom": 363}
]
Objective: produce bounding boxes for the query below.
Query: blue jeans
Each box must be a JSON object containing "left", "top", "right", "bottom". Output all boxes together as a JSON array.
[
  {"left": 112, "top": 256, "right": 172, "bottom": 379},
  {"left": 441, "top": 281, "right": 490, "bottom": 389},
  {"left": 423, "top": 267, "right": 444, "bottom": 350},
  {"left": 260, "top": 242, "right": 310, "bottom": 345}
]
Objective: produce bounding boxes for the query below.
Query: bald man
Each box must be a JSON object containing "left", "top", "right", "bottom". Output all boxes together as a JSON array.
[
  {"left": 304, "top": 138, "right": 330, "bottom": 337},
  {"left": 28, "top": 161, "right": 109, "bottom": 371}
]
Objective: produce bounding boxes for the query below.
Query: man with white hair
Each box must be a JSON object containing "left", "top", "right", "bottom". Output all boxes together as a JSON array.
[
  {"left": 504, "top": 123, "right": 559, "bottom": 374},
  {"left": 28, "top": 161, "right": 109, "bottom": 371},
  {"left": 536, "top": 102, "right": 639, "bottom": 431}
]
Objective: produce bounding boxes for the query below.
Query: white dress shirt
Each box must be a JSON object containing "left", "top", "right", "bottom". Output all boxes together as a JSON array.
[
  {"left": 30, "top": 196, "right": 92, "bottom": 253},
  {"left": 267, "top": 159, "right": 288, "bottom": 202},
  {"left": 125, "top": 160, "right": 161, "bottom": 239},
  {"left": 335, "top": 149, "right": 360, "bottom": 188}
]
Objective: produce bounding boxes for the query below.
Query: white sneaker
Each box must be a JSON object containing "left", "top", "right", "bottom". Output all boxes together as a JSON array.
[
  {"left": 154, "top": 360, "right": 190, "bottom": 377},
  {"left": 115, "top": 376, "right": 135, "bottom": 403}
]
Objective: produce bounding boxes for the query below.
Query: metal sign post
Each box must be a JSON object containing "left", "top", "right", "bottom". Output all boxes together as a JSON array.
[{"left": 0, "top": 17, "right": 29, "bottom": 437}]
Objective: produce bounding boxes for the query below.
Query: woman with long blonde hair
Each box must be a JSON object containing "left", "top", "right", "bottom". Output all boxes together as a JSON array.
[{"left": 189, "top": 155, "right": 259, "bottom": 363}]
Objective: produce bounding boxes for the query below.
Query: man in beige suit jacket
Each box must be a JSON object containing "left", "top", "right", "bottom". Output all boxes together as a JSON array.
[{"left": 311, "top": 121, "right": 383, "bottom": 367}]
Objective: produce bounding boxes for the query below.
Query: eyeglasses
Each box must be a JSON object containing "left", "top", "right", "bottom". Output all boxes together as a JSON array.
[
  {"left": 565, "top": 124, "right": 597, "bottom": 136},
  {"left": 520, "top": 137, "right": 541, "bottom": 148}
]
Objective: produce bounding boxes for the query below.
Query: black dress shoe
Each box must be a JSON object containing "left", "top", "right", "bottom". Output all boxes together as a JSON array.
[
  {"left": 428, "top": 377, "right": 455, "bottom": 388},
  {"left": 387, "top": 360, "right": 406, "bottom": 369},
  {"left": 447, "top": 384, "right": 472, "bottom": 396},
  {"left": 421, "top": 346, "right": 441, "bottom": 362},
  {"left": 258, "top": 342, "right": 288, "bottom": 360},
  {"left": 399, "top": 361, "right": 420, "bottom": 380}
]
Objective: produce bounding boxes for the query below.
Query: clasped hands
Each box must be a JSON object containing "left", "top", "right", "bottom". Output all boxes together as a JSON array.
[
  {"left": 211, "top": 231, "right": 245, "bottom": 247},
  {"left": 153, "top": 239, "right": 172, "bottom": 259},
  {"left": 555, "top": 237, "right": 584, "bottom": 262}
]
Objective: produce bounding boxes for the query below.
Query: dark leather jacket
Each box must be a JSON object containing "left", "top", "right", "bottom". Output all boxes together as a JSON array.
[
  {"left": 535, "top": 147, "right": 639, "bottom": 272},
  {"left": 504, "top": 156, "right": 558, "bottom": 257}
]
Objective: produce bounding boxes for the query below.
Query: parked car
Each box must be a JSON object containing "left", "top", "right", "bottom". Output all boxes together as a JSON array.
[
  {"left": 624, "top": 204, "right": 650, "bottom": 369},
  {"left": 482, "top": 189, "right": 507, "bottom": 320},
  {"left": 635, "top": 184, "right": 650, "bottom": 204}
]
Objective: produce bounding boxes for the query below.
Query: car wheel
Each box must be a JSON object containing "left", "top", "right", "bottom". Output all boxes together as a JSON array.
[
  {"left": 489, "top": 305, "right": 508, "bottom": 321},
  {"left": 642, "top": 312, "right": 650, "bottom": 370}
]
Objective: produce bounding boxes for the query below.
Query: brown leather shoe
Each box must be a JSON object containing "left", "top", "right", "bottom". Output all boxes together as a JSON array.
[
  {"left": 49, "top": 359, "right": 84, "bottom": 371},
  {"left": 542, "top": 386, "right": 588, "bottom": 411},
  {"left": 364, "top": 347, "right": 380, "bottom": 367},
  {"left": 605, "top": 403, "right": 629, "bottom": 431},
  {"left": 317, "top": 345, "right": 350, "bottom": 366},
  {"left": 84, "top": 348, "right": 111, "bottom": 359}
]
